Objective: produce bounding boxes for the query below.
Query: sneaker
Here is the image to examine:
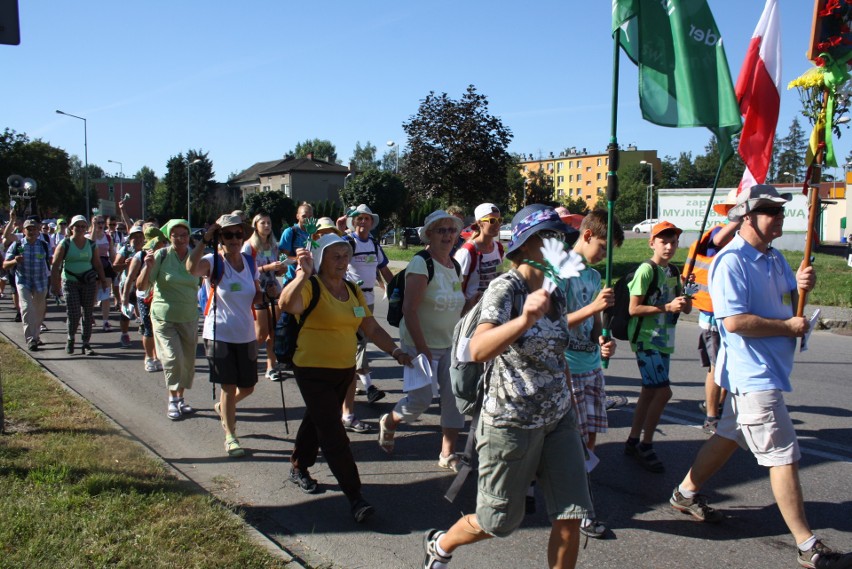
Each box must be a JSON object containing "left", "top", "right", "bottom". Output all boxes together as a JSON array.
[
  {"left": 423, "top": 529, "right": 452, "bottom": 569},
  {"left": 144, "top": 358, "right": 158, "bottom": 372},
  {"left": 177, "top": 398, "right": 195, "bottom": 415},
  {"left": 153, "top": 359, "right": 163, "bottom": 371},
  {"left": 27, "top": 341, "right": 38, "bottom": 351},
  {"left": 797, "top": 540, "right": 852, "bottom": 569},
  {"left": 342, "top": 417, "right": 373, "bottom": 433},
  {"left": 120, "top": 333, "right": 131, "bottom": 348},
  {"left": 366, "top": 385, "right": 386, "bottom": 404},
  {"left": 438, "top": 452, "right": 461, "bottom": 472},
  {"left": 65, "top": 339, "right": 74, "bottom": 354},
  {"left": 580, "top": 518, "right": 607, "bottom": 539},
  {"left": 288, "top": 467, "right": 319, "bottom": 494},
  {"left": 40, "top": 323, "right": 49, "bottom": 332},
  {"left": 670, "top": 486, "right": 723, "bottom": 523},
  {"left": 265, "top": 368, "right": 281, "bottom": 381},
  {"left": 703, "top": 416, "right": 719, "bottom": 435},
  {"left": 81, "top": 344, "right": 95, "bottom": 356},
  {"left": 167, "top": 401, "right": 182, "bottom": 421},
  {"left": 351, "top": 498, "right": 375, "bottom": 523},
  {"left": 102, "top": 321, "right": 112, "bottom": 332},
  {"left": 225, "top": 435, "right": 245, "bottom": 458}
]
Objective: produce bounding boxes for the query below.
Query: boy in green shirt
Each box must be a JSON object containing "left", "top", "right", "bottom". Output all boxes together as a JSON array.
[{"left": 625, "top": 221, "right": 691, "bottom": 473}]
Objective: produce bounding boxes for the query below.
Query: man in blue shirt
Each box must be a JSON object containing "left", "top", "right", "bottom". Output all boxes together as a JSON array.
[
  {"left": 669, "top": 185, "right": 851, "bottom": 569},
  {"left": 3, "top": 218, "right": 51, "bottom": 350},
  {"left": 278, "top": 202, "right": 313, "bottom": 285}
]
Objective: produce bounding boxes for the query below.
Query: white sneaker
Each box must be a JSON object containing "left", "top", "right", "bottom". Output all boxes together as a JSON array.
[{"left": 144, "top": 358, "right": 157, "bottom": 372}]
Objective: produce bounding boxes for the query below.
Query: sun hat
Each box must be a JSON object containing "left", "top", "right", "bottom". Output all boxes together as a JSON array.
[
  {"left": 506, "top": 204, "right": 578, "bottom": 255},
  {"left": 712, "top": 188, "right": 740, "bottom": 216},
  {"left": 346, "top": 204, "right": 380, "bottom": 232},
  {"left": 69, "top": 214, "right": 88, "bottom": 228},
  {"left": 727, "top": 184, "right": 792, "bottom": 221},
  {"left": 142, "top": 226, "right": 168, "bottom": 251},
  {"left": 57, "top": 218, "right": 66, "bottom": 225},
  {"left": 215, "top": 213, "right": 251, "bottom": 237},
  {"left": 650, "top": 220, "right": 683, "bottom": 238},
  {"left": 315, "top": 216, "right": 341, "bottom": 236},
  {"left": 418, "top": 210, "right": 465, "bottom": 244},
  {"left": 313, "top": 233, "right": 351, "bottom": 271},
  {"left": 474, "top": 203, "right": 500, "bottom": 220},
  {"left": 23, "top": 218, "right": 39, "bottom": 228},
  {"left": 127, "top": 224, "right": 144, "bottom": 237}
]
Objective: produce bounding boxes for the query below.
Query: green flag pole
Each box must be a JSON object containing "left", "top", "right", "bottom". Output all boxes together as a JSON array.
[{"left": 601, "top": 28, "right": 621, "bottom": 370}]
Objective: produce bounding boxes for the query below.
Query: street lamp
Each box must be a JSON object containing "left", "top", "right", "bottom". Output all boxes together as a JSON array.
[
  {"left": 56, "top": 109, "right": 90, "bottom": 217},
  {"left": 640, "top": 160, "right": 654, "bottom": 219},
  {"left": 107, "top": 159, "right": 124, "bottom": 209},
  {"left": 387, "top": 140, "right": 399, "bottom": 173},
  {"left": 186, "top": 158, "right": 201, "bottom": 227},
  {"left": 782, "top": 171, "right": 795, "bottom": 184}
]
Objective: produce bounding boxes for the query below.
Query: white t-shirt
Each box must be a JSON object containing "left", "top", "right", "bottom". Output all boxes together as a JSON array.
[
  {"left": 454, "top": 241, "right": 504, "bottom": 300},
  {"left": 201, "top": 253, "right": 258, "bottom": 344},
  {"left": 346, "top": 235, "right": 388, "bottom": 305},
  {"left": 399, "top": 254, "right": 464, "bottom": 350}
]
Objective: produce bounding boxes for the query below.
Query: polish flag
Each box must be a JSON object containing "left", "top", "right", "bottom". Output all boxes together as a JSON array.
[{"left": 736, "top": 0, "right": 781, "bottom": 194}]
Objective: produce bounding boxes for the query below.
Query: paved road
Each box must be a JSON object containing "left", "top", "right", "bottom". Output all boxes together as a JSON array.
[{"left": 1, "top": 293, "right": 850, "bottom": 569}]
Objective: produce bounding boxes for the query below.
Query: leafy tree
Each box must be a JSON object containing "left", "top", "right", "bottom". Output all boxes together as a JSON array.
[
  {"left": 243, "top": 191, "right": 296, "bottom": 234},
  {"left": 402, "top": 85, "right": 513, "bottom": 209},
  {"left": 607, "top": 162, "right": 648, "bottom": 224},
  {"left": 151, "top": 150, "right": 214, "bottom": 224},
  {"left": 775, "top": 118, "right": 807, "bottom": 182},
  {"left": 291, "top": 139, "right": 338, "bottom": 164},
  {"left": 505, "top": 156, "right": 526, "bottom": 213},
  {"left": 313, "top": 199, "right": 343, "bottom": 220},
  {"left": 350, "top": 141, "right": 380, "bottom": 172},
  {"left": 524, "top": 167, "right": 555, "bottom": 206},
  {"left": 339, "top": 170, "right": 407, "bottom": 233},
  {"left": 134, "top": 166, "right": 158, "bottom": 218},
  {"left": 563, "top": 196, "right": 588, "bottom": 214},
  {"left": 381, "top": 148, "right": 400, "bottom": 172},
  {"left": 693, "top": 136, "right": 746, "bottom": 188}
]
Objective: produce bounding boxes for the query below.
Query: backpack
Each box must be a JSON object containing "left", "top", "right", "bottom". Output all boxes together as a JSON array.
[
  {"left": 273, "top": 276, "right": 357, "bottom": 369},
  {"left": 604, "top": 260, "right": 679, "bottom": 342},
  {"left": 460, "top": 240, "right": 504, "bottom": 293},
  {"left": 385, "top": 250, "right": 461, "bottom": 328},
  {"left": 450, "top": 271, "right": 524, "bottom": 416},
  {"left": 344, "top": 233, "right": 380, "bottom": 258}
]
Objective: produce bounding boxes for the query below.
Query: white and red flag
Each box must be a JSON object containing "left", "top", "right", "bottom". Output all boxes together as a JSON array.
[{"left": 735, "top": 0, "right": 781, "bottom": 194}]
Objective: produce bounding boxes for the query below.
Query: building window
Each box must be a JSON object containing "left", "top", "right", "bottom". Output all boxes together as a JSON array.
[
  {"left": 569, "top": 174, "right": 574, "bottom": 182},
  {"left": 557, "top": 162, "right": 563, "bottom": 172},
  {"left": 605, "top": 158, "right": 609, "bottom": 165},
  {"left": 568, "top": 162, "right": 572, "bottom": 169},
  {"left": 557, "top": 175, "right": 564, "bottom": 184},
  {"left": 522, "top": 166, "right": 527, "bottom": 172},
  {"left": 283, "top": 184, "right": 291, "bottom": 197},
  {"left": 577, "top": 174, "right": 582, "bottom": 181},
  {"left": 586, "top": 166, "right": 592, "bottom": 172},
  {"left": 262, "top": 185, "right": 271, "bottom": 192},
  {"left": 596, "top": 158, "right": 602, "bottom": 166},
  {"left": 576, "top": 160, "right": 581, "bottom": 167},
  {"left": 547, "top": 163, "right": 554, "bottom": 172},
  {"left": 557, "top": 189, "right": 563, "bottom": 197},
  {"left": 596, "top": 172, "right": 602, "bottom": 180}
]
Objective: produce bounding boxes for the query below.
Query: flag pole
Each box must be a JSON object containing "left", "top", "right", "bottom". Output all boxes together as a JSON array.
[
  {"left": 797, "top": 97, "right": 827, "bottom": 317},
  {"left": 602, "top": 29, "right": 621, "bottom": 369},
  {"left": 683, "top": 159, "right": 724, "bottom": 283}
]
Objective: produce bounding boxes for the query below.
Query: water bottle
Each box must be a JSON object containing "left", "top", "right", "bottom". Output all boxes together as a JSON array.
[{"left": 389, "top": 287, "right": 401, "bottom": 308}]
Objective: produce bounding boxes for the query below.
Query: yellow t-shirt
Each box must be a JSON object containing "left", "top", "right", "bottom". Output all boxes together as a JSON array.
[{"left": 293, "top": 277, "right": 372, "bottom": 369}]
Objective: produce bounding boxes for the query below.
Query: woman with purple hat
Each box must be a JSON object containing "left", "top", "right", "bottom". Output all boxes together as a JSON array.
[{"left": 423, "top": 204, "right": 591, "bottom": 569}]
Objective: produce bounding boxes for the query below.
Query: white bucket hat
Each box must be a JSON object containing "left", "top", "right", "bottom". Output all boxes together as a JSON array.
[
  {"left": 346, "top": 204, "right": 380, "bottom": 232},
  {"left": 418, "top": 209, "right": 464, "bottom": 244},
  {"left": 313, "top": 233, "right": 351, "bottom": 272}
]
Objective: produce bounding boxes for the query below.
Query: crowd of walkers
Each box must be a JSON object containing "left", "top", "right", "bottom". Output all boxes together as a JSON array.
[{"left": 1, "top": 189, "right": 850, "bottom": 569}]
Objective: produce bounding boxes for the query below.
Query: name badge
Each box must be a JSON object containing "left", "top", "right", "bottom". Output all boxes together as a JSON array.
[
  {"left": 229, "top": 283, "right": 242, "bottom": 292},
  {"left": 353, "top": 306, "right": 366, "bottom": 317},
  {"left": 452, "top": 282, "right": 462, "bottom": 292}
]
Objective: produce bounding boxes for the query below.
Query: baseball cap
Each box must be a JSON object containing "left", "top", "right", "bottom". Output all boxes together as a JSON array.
[
  {"left": 474, "top": 203, "right": 500, "bottom": 220},
  {"left": 650, "top": 221, "right": 683, "bottom": 238}
]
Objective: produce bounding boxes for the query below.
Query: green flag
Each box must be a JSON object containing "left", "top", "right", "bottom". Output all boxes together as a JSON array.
[{"left": 613, "top": 0, "right": 742, "bottom": 162}]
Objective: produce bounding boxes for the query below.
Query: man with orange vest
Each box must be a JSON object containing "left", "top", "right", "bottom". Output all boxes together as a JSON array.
[{"left": 683, "top": 189, "right": 740, "bottom": 433}]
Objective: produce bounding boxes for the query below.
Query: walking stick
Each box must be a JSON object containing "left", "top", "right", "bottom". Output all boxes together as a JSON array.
[{"left": 267, "top": 291, "right": 289, "bottom": 435}]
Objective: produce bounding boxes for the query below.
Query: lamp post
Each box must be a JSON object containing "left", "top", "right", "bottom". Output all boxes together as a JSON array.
[
  {"left": 640, "top": 160, "right": 654, "bottom": 219},
  {"left": 186, "top": 158, "right": 201, "bottom": 228},
  {"left": 107, "top": 159, "right": 124, "bottom": 210},
  {"left": 56, "top": 109, "right": 90, "bottom": 217},
  {"left": 386, "top": 140, "right": 399, "bottom": 173},
  {"left": 783, "top": 171, "right": 795, "bottom": 184}
]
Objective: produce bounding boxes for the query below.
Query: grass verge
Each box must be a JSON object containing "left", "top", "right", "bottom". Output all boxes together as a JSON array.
[{"left": 0, "top": 339, "right": 297, "bottom": 569}]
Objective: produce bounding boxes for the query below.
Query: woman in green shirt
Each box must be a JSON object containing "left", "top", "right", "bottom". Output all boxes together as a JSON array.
[{"left": 136, "top": 219, "right": 200, "bottom": 421}]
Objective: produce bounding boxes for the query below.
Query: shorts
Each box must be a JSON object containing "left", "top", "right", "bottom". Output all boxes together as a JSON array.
[
  {"left": 137, "top": 297, "right": 153, "bottom": 337},
  {"left": 475, "top": 410, "right": 592, "bottom": 538},
  {"left": 715, "top": 389, "right": 800, "bottom": 467},
  {"left": 635, "top": 349, "right": 671, "bottom": 389},
  {"left": 204, "top": 339, "right": 259, "bottom": 389},
  {"left": 569, "top": 368, "right": 607, "bottom": 441},
  {"left": 698, "top": 327, "right": 721, "bottom": 369}
]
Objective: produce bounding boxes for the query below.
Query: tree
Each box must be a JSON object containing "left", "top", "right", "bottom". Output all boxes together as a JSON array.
[
  {"left": 693, "top": 136, "right": 747, "bottom": 188},
  {"left": 243, "top": 191, "right": 296, "bottom": 234},
  {"left": 291, "top": 139, "right": 338, "bottom": 164},
  {"left": 606, "top": 162, "right": 648, "bottom": 224},
  {"left": 775, "top": 118, "right": 807, "bottom": 182},
  {"left": 350, "top": 141, "right": 380, "bottom": 172},
  {"left": 150, "top": 150, "right": 214, "bottom": 224},
  {"left": 563, "top": 196, "right": 588, "bottom": 214},
  {"left": 505, "top": 156, "right": 526, "bottom": 213},
  {"left": 134, "top": 166, "right": 158, "bottom": 218},
  {"left": 402, "top": 85, "right": 513, "bottom": 209},
  {"left": 339, "top": 170, "right": 407, "bottom": 233},
  {"left": 524, "top": 167, "right": 555, "bottom": 206}
]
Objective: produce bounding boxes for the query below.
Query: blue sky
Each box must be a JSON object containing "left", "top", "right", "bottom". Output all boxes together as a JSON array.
[{"left": 2, "top": 1, "right": 844, "bottom": 182}]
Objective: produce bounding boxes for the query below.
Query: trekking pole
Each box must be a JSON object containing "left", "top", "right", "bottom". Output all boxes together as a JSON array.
[{"left": 268, "top": 292, "right": 289, "bottom": 435}]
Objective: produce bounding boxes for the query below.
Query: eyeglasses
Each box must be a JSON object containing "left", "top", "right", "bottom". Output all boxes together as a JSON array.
[
  {"left": 480, "top": 217, "right": 503, "bottom": 225},
  {"left": 537, "top": 230, "right": 567, "bottom": 243},
  {"left": 751, "top": 206, "right": 785, "bottom": 217},
  {"left": 222, "top": 230, "right": 244, "bottom": 240},
  {"left": 430, "top": 226, "right": 459, "bottom": 235}
]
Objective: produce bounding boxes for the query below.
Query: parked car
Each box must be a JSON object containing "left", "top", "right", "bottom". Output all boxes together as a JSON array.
[
  {"left": 499, "top": 223, "right": 513, "bottom": 241},
  {"left": 632, "top": 218, "right": 658, "bottom": 233},
  {"left": 380, "top": 227, "right": 422, "bottom": 246}
]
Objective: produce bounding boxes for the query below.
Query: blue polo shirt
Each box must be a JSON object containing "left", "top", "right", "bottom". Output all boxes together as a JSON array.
[
  {"left": 709, "top": 233, "right": 797, "bottom": 394},
  {"left": 278, "top": 225, "right": 309, "bottom": 283}
]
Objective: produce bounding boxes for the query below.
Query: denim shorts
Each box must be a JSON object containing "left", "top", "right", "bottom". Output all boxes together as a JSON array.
[
  {"left": 635, "top": 349, "right": 671, "bottom": 389},
  {"left": 475, "top": 409, "right": 592, "bottom": 537},
  {"left": 716, "top": 389, "right": 800, "bottom": 467}
]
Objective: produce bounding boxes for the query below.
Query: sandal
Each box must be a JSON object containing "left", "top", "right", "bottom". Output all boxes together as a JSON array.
[
  {"left": 438, "top": 452, "right": 461, "bottom": 472},
  {"left": 378, "top": 413, "right": 396, "bottom": 454},
  {"left": 225, "top": 435, "right": 245, "bottom": 458}
]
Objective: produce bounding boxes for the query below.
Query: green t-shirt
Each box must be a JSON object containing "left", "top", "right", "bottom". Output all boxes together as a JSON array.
[
  {"left": 627, "top": 262, "right": 680, "bottom": 354},
  {"left": 148, "top": 247, "right": 199, "bottom": 323},
  {"left": 61, "top": 238, "right": 95, "bottom": 282}
]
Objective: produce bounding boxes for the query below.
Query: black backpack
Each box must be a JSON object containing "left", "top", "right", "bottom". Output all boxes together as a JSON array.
[
  {"left": 274, "top": 276, "right": 357, "bottom": 369},
  {"left": 385, "top": 250, "right": 460, "bottom": 328},
  {"left": 605, "top": 260, "right": 662, "bottom": 342}
]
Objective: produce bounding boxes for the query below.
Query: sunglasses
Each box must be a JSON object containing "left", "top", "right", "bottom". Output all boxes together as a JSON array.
[
  {"left": 751, "top": 206, "right": 784, "bottom": 217},
  {"left": 537, "top": 230, "right": 567, "bottom": 243},
  {"left": 222, "top": 230, "right": 244, "bottom": 240},
  {"left": 430, "top": 226, "right": 459, "bottom": 235},
  {"left": 480, "top": 217, "right": 503, "bottom": 225}
]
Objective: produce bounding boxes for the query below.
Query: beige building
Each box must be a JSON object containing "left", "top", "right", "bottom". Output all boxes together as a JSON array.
[
  {"left": 230, "top": 153, "right": 350, "bottom": 205},
  {"left": 518, "top": 146, "right": 660, "bottom": 210}
]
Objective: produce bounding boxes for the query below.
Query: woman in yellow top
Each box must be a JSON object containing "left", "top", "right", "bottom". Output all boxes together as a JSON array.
[{"left": 279, "top": 233, "right": 412, "bottom": 523}]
